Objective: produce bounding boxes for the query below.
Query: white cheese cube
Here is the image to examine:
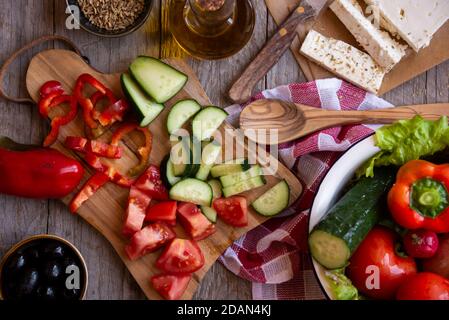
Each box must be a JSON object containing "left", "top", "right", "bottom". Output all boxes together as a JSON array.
[
  {"left": 330, "top": 0, "right": 407, "bottom": 71},
  {"left": 300, "top": 30, "right": 386, "bottom": 94},
  {"left": 364, "top": 0, "right": 449, "bottom": 52}
]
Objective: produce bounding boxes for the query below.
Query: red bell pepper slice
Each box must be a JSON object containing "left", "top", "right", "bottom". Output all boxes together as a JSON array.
[
  {"left": 145, "top": 201, "right": 177, "bottom": 226},
  {"left": 84, "top": 152, "right": 135, "bottom": 188},
  {"left": 111, "top": 123, "right": 153, "bottom": 177},
  {"left": 125, "top": 222, "right": 176, "bottom": 261},
  {"left": 69, "top": 172, "right": 109, "bottom": 213},
  {"left": 94, "top": 99, "right": 129, "bottom": 127},
  {"left": 177, "top": 202, "right": 216, "bottom": 241},
  {"left": 151, "top": 274, "right": 191, "bottom": 300},
  {"left": 123, "top": 186, "right": 152, "bottom": 237},
  {"left": 134, "top": 165, "right": 169, "bottom": 200},
  {"left": 73, "top": 74, "right": 117, "bottom": 129},
  {"left": 40, "top": 94, "right": 78, "bottom": 147},
  {"left": 39, "top": 80, "right": 64, "bottom": 99},
  {"left": 65, "top": 136, "right": 122, "bottom": 159}
]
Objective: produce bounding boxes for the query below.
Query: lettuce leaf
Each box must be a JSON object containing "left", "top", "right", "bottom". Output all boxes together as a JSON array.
[
  {"left": 324, "top": 269, "right": 359, "bottom": 300},
  {"left": 357, "top": 116, "right": 449, "bottom": 177}
]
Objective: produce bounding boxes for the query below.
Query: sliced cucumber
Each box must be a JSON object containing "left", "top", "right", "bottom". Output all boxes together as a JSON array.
[
  {"left": 222, "top": 176, "right": 266, "bottom": 198},
  {"left": 169, "top": 178, "right": 213, "bottom": 206},
  {"left": 192, "top": 107, "right": 228, "bottom": 141},
  {"left": 160, "top": 155, "right": 181, "bottom": 187},
  {"left": 220, "top": 165, "right": 263, "bottom": 188},
  {"left": 129, "top": 56, "right": 187, "bottom": 103},
  {"left": 121, "top": 73, "right": 164, "bottom": 127},
  {"left": 200, "top": 206, "right": 217, "bottom": 223},
  {"left": 167, "top": 99, "right": 201, "bottom": 135},
  {"left": 252, "top": 180, "right": 290, "bottom": 216},
  {"left": 208, "top": 179, "right": 222, "bottom": 199},
  {"left": 210, "top": 159, "right": 250, "bottom": 178},
  {"left": 196, "top": 142, "right": 222, "bottom": 181},
  {"left": 170, "top": 139, "right": 190, "bottom": 177}
]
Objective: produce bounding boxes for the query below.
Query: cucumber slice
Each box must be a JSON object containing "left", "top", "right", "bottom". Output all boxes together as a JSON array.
[
  {"left": 210, "top": 159, "right": 250, "bottom": 178},
  {"left": 192, "top": 107, "right": 228, "bottom": 141},
  {"left": 309, "top": 168, "right": 396, "bottom": 269},
  {"left": 170, "top": 139, "right": 190, "bottom": 177},
  {"left": 196, "top": 142, "right": 222, "bottom": 181},
  {"left": 251, "top": 180, "right": 290, "bottom": 216},
  {"left": 222, "top": 176, "right": 266, "bottom": 198},
  {"left": 220, "top": 165, "right": 263, "bottom": 188},
  {"left": 208, "top": 179, "right": 222, "bottom": 199},
  {"left": 160, "top": 155, "right": 181, "bottom": 187},
  {"left": 129, "top": 56, "right": 188, "bottom": 103},
  {"left": 121, "top": 73, "right": 164, "bottom": 127},
  {"left": 167, "top": 99, "right": 201, "bottom": 135},
  {"left": 169, "top": 178, "right": 213, "bottom": 206},
  {"left": 200, "top": 206, "right": 217, "bottom": 223}
]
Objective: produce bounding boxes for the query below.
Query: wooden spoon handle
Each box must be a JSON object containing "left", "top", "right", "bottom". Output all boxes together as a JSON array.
[{"left": 228, "top": 2, "right": 319, "bottom": 104}]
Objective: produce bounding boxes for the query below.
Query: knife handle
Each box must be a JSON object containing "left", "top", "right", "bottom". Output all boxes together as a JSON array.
[{"left": 228, "top": 2, "right": 316, "bottom": 104}]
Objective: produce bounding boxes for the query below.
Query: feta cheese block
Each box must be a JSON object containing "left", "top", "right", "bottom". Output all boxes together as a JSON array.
[
  {"left": 364, "top": 0, "right": 449, "bottom": 52},
  {"left": 300, "top": 30, "right": 386, "bottom": 94},
  {"left": 330, "top": 0, "right": 407, "bottom": 71}
]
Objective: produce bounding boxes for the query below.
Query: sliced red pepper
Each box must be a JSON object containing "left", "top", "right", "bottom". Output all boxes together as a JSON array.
[
  {"left": 94, "top": 99, "right": 129, "bottom": 127},
  {"left": 123, "top": 186, "right": 152, "bottom": 237},
  {"left": 73, "top": 74, "right": 117, "bottom": 129},
  {"left": 41, "top": 94, "right": 78, "bottom": 147},
  {"left": 111, "top": 123, "right": 153, "bottom": 177},
  {"left": 39, "top": 81, "right": 64, "bottom": 99},
  {"left": 84, "top": 152, "right": 135, "bottom": 188},
  {"left": 65, "top": 136, "right": 122, "bottom": 159},
  {"left": 69, "top": 172, "right": 109, "bottom": 213}
]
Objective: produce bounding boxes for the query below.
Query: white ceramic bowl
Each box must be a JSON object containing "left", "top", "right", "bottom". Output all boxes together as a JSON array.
[{"left": 308, "top": 134, "right": 380, "bottom": 299}]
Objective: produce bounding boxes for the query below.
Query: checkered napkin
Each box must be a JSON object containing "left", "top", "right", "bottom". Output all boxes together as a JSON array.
[{"left": 219, "top": 78, "right": 393, "bottom": 300}]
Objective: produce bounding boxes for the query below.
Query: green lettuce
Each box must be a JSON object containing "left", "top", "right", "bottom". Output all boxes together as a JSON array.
[
  {"left": 324, "top": 269, "right": 359, "bottom": 300},
  {"left": 357, "top": 116, "right": 449, "bottom": 177}
]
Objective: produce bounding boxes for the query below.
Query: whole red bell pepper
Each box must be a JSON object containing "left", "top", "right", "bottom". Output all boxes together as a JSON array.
[
  {"left": 388, "top": 160, "right": 449, "bottom": 233},
  {"left": 0, "top": 136, "right": 84, "bottom": 199}
]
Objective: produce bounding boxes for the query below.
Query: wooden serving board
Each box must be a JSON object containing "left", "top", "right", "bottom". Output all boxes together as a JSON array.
[
  {"left": 266, "top": 0, "right": 449, "bottom": 95},
  {"left": 25, "top": 49, "right": 303, "bottom": 300}
]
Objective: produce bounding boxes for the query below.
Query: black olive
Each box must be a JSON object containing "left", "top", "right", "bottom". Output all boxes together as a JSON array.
[
  {"left": 4, "top": 253, "right": 27, "bottom": 277},
  {"left": 15, "top": 267, "right": 39, "bottom": 298},
  {"left": 42, "top": 242, "right": 65, "bottom": 259},
  {"left": 23, "top": 245, "right": 40, "bottom": 263},
  {"left": 37, "top": 285, "right": 57, "bottom": 300},
  {"left": 42, "top": 260, "right": 62, "bottom": 281}
]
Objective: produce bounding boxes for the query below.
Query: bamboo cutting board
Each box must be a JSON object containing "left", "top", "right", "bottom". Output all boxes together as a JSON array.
[
  {"left": 25, "top": 49, "right": 302, "bottom": 300},
  {"left": 265, "top": 0, "right": 449, "bottom": 95}
]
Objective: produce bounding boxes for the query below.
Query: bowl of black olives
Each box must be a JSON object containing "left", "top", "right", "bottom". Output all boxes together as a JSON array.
[{"left": 0, "top": 234, "right": 88, "bottom": 300}]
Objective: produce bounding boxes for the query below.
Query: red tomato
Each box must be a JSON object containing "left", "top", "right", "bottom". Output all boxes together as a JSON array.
[
  {"left": 397, "top": 272, "right": 449, "bottom": 300},
  {"left": 347, "top": 226, "right": 417, "bottom": 300},
  {"left": 123, "top": 186, "right": 152, "bottom": 237},
  {"left": 145, "top": 201, "right": 177, "bottom": 226},
  {"left": 177, "top": 202, "right": 216, "bottom": 241},
  {"left": 125, "top": 222, "right": 175, "bottom": 261},
  {"left": 213, "top": 197, "right": 248, "bottom": 227},
  {"left": 133, "top": 165, "right": 168, "bottom": 200},
  {"left": 151, "top": 274, "right": 191, "bottom": 300},
  {"left": 156, "top": 238, "right": 205, "bottom": 274}
]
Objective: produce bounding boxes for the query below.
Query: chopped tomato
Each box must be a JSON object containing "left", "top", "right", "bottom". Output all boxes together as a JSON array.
[
  {"left": 151, "top": 274, "right": 191, "bottom": 300},
  {"left": 213, "top": 196, "right": 248, "bottom": 227},
  {"left": 69, "top": 172, "right": 109, "bottom": 213},
  {"left": 125, "top": 222, "right": 176, "bottom": 261},
  {"left": 134, "top": 165, "right": 168, "bottom": 200},
  {"left": 123, "top": 186, "right": 152, "bottom": 237},
  {"left": 177, "top": 202, "right": 216, "bottom": 241},
  {"left": 145, "top": 201, "right": 177, "bottom": 226},
  {"left": 156, "top": 238, "right": 205, "bottom": 274}
]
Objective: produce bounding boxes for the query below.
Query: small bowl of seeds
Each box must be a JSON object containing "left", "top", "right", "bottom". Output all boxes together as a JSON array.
[{"left": 66, "top": 0, "right": 153, "bottom": 37}]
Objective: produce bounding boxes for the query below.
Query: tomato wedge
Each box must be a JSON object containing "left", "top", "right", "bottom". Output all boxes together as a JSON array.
[
  {"left": 156, "top": 238, "right": 205, "bottom": 274},
  {"left": 134, "top": 165, "right": 168, "bottom": 200},
  {"left": 177, "top": 202, "right": 216, "bottom": 241},
  {"left": 213, "top": 196, "right": 248, "bottom": 227},
  {"left": 123, "top": 186, "right": 152, "bottom": 237},
  {"left": 69, "top": 172, "right": 109, "bottom": 213},
  {"left": 151, "top": 274, "right": 191, "bottom": 300},
  {"left": 125, "top": 222, "right": 176, "bottom": 261},
  {"left": 145, "top": 201, "right": 177, "bottom": 226}
]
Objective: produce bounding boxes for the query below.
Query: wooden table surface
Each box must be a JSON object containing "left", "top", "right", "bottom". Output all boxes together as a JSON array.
[{"left": 0, "top": 0, "right": 448, "bottom": 300}]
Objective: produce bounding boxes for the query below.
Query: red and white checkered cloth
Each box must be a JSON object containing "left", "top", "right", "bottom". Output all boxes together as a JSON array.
[{"left": 220, "top": 78, "right": 393, "bottom": 300}]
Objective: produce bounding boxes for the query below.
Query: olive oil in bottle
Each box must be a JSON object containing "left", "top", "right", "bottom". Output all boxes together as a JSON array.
[{"left": 168, "top": 0, "right": 255, "bottom": 60}]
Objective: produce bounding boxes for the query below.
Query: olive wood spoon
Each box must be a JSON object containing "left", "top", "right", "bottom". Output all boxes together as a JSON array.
[{"left": 239, "top": 99, "right": 449, "bottom": 144}]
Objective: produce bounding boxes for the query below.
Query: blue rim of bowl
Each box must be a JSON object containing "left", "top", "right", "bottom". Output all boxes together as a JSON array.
[
  {"left": 65, "top": 0, "right": 153, "bottom": 38},
  {"left": 307, "top": 133, "right": 375, "bottom": 300}
]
